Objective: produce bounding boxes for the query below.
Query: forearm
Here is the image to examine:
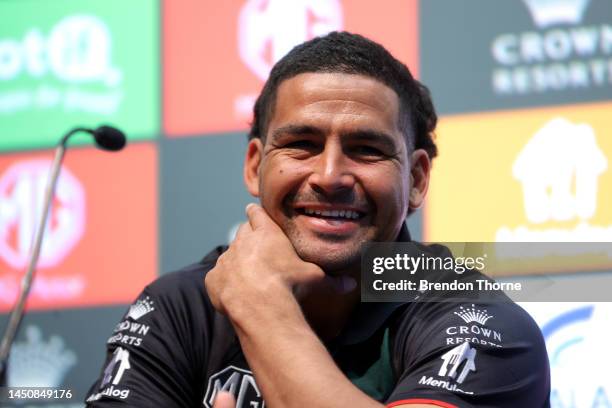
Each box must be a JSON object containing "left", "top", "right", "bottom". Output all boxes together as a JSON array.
[{"left": 228, "top": 296, "right": 383, "bottom": 408}]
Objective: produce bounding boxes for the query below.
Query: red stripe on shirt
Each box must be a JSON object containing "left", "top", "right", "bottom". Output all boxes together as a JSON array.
[{"left": 387, "top": 398, "right": 459, "bottom": 408}]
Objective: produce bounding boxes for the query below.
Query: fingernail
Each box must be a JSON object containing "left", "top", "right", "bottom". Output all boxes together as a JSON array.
[{"left": 246, "top": 203, "right": 255, "bottom": 212}]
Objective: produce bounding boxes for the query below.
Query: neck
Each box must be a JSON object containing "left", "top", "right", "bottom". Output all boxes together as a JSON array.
[{"left": 300, "top": 266, "right": 361, "bottom": 342}]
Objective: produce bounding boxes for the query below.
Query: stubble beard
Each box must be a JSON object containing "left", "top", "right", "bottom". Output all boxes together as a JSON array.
[{"left": 283, "top": 222, "right": 367, "bottom": 276}]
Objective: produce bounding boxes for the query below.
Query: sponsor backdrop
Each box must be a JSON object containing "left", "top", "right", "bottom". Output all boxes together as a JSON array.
[{"left": 0, "top": 0, "right": 610, "bottom": 406}]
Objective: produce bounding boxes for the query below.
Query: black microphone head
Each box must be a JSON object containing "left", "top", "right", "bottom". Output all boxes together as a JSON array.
[{"left": 93, "top": 125, "right": 127, "bottom": 151}]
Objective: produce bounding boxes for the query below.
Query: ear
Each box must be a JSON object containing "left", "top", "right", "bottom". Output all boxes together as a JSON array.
[
  {"left": 244, "top": 138, "right": 264, "bottom": 197},
  {"left": 409, "top": 149, "right": 431, "bottom": 211}
]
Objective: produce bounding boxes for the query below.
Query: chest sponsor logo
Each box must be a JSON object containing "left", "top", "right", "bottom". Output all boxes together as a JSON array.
[
  {"left": 204, "top": 365, "right": 264, "bottom": 408},
  {"left": 445, "top": 304, "right": 503, "bottom": 347},
  {"left": 107, "top": 297, "right": 155, "bottom": 346},
  {"left": 107, "top": 318, "right": 151, "bottom": 347},
  {"left": 7, "top": 326, "right": 77, "bottom": 388},
  {"left": 419, "top": 342, "right": 477, "bottom": 395},
  {"left": 439, "top": 342, "right": 477, "bottom": 384},
  {"left": 87, "top": 347, "right": 131, "bottom": 402},
  {"left": 127, "top": 296, "right": 155, "bottom": 320}
]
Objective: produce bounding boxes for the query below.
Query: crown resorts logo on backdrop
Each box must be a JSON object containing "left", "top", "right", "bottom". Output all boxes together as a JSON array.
[
  {"left": 491, "top": 0, "right": 612, "bottom": 96},
  {"left": 522, "top": 0, "right": 591, "bottom": 27},
  {"left": 496, "top": 117, "right": 611, "bottom": 241},
  {"left": 0, "top": 159, "right": 86, "bottom": 305},
  {"left": 8, "top": 326, "right": 77, "bottom": 388},
  {"left": 233, "top": 0, "right": 342, "bottom": 119},
  {"left": 0, "top": 14, "right": 122, "bottom": 116}
]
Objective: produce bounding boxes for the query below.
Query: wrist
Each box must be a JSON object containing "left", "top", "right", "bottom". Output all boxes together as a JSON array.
[{"left": 226, "top": 283, "right": 305, "bottom": 331}]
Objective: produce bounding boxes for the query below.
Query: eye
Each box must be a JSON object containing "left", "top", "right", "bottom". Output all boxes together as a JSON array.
[
  {"left": 351, "top": 145, "right": 385, "bottom": 157},
  {"left": 284, "top": 140, "right": 317, "bottom": 150}
]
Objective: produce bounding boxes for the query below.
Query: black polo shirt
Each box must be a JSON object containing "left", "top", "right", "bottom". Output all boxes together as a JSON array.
[{"left": 86, "top": 231, "right": 550, "bottom": 408}]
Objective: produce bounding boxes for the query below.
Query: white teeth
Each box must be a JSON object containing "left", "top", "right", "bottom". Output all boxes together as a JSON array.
[{"left": 301, "top": 208, "right": 362, "bottom": 220}]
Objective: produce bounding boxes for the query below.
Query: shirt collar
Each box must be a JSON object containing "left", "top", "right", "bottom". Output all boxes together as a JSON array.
[{"left": 335, "top": 223, "right": 411, "bottom": 346}]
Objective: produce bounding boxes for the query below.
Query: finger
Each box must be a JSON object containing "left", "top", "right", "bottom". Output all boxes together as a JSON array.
[
  {"left": 234, "top": 222, "right": 252, "bottom": 241},
  {"left": 212, "top": 391, "right": 236, "bottom": 408},
  {"left": 246, "top": 203, "right": 277, "bottom": 231}
]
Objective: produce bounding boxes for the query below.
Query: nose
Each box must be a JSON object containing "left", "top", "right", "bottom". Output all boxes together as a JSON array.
[{"left": 307, "top": 142, "right": 356, "bottom": 195}]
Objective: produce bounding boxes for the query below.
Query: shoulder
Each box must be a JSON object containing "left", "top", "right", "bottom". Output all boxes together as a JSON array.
[
  {"left": 394, "top": 299, "right": 545, "bottom": 357},
  {"left": 387, "top": 300, "right": 550, "bottom": 406},
  {"left": 144, "top": 245, "right": 227, "bottom": 303}
]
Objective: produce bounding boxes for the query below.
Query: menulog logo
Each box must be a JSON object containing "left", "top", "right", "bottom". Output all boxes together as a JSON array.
[{"left": 497, "top": 116, "right": 611, "bottom": 241}]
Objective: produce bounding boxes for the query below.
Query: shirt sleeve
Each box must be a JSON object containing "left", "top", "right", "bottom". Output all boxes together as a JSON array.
[
  {"left": 85, "top": 266, "right": 215, "bottom": 407},
  {"left": 385, "top": 301, "right": 551, "bottom": 408}
]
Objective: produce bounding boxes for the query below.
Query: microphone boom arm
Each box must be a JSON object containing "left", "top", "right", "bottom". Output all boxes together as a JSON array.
[{"left": 0, "top": 126, "right": 125, "bottom": 385}]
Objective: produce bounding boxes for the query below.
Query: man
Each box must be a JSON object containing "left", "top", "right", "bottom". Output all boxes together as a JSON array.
[{"left": 86, "top": 32, "right": 550, "bottom": 407}]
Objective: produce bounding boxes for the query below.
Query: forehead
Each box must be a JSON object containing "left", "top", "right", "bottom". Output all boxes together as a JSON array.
[{"left": 267, "top": 72, "right": 403, "bottom": 139}]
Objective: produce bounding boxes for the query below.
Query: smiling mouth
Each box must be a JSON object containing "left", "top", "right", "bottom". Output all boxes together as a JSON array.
[{"left": 295, "top": 207, "right": 366, "bottom": 221}]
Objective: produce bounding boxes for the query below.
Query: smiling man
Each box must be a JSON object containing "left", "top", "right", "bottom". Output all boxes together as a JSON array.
[{"left": 86, "top": 32, "right": 550, "bottom": 408}]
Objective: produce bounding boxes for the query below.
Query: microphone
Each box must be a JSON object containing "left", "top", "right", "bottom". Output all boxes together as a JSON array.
[
  {"left": 58, "top": 125, "right": 127, "bottom": 151},
  {"left": 0, "top": 125, "right": 127, "bottom": 386},
  {"left": 92, "top": 125, "right": 127, "bottom": 151}
]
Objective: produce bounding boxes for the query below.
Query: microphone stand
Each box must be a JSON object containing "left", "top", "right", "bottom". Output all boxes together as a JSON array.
[{"left": 0, "top": 128, "right": 91, "bottom": 386}]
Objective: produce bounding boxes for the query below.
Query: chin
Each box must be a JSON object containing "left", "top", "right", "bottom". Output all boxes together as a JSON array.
[{"left": 294, "top": 244, "right": 362, "bottom": 275}]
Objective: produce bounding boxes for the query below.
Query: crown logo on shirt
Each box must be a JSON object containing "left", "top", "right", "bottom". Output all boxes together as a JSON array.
[
  {"left": 8, "top": 326, "right": 77, "bottom": 388},
  {"left": 522, "top": 0, "right": 590, "bottom": 28},
  {"left": 127, "top": 296, "right": 155, "bottom": 320},
  {"left": 454, "top": 304, "right": 493, "bottom": 325}
]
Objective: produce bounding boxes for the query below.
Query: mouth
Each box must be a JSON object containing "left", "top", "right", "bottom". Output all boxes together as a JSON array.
[
  {"left": 295, "top": 207, "right": 366, "bottom": 220},
  {"left": 292, "top": 205, "right": 368, "bottom": 235}
]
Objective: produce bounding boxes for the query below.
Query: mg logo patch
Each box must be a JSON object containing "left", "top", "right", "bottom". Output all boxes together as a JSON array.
[{"left": 203, "top": 366, "right": 264, "bottom": 408}]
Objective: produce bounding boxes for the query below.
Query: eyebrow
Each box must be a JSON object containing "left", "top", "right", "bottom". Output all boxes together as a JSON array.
[
  {"left": 271, "top": 125, "right": 399, "bottom": 152},
  {"left": 342, "top": 129, "right": 400, "bottom": 153},
  {"left": 270, "top": 125, "right": 324, "bottom": 142}
]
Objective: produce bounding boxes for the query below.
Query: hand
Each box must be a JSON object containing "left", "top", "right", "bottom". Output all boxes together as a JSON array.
[
  {"left": 205, "top": 204, "right": 354, "bottom": 315},
  {"left": 212, "top": 392, "right": 235, "bottom": 408}
]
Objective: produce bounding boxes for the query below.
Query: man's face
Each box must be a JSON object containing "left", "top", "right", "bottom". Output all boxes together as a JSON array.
[{"left": 244, "top": 72, "right": 426, "bottom": 274}]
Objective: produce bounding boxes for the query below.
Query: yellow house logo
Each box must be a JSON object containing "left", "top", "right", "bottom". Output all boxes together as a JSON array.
[
  {"left": 497, "top": 116, "right": 609, "bottom": 241},
  {"left": 425, "top": 102, "right": 612, "bottom": 274}
]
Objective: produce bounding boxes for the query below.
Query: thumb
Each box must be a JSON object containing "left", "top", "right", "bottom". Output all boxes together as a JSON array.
[
  {"left": 246, "top": 203, "right": 276, "bottom": 231},
  {"left": 213, "top": 391, "right": 236, "bottom": 408}
]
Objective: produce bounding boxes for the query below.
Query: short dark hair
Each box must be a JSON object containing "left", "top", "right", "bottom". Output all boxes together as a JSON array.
[{"left": 248, "top": 31, "right": 438, "bottom": 159}]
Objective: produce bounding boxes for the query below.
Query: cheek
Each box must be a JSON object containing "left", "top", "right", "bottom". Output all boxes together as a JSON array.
[
  {"left": 259, "top": 158, "right": 310, "bottom": 204},
  {"left": 361, "top": 168, "right": 409, "bottom": 213}
]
